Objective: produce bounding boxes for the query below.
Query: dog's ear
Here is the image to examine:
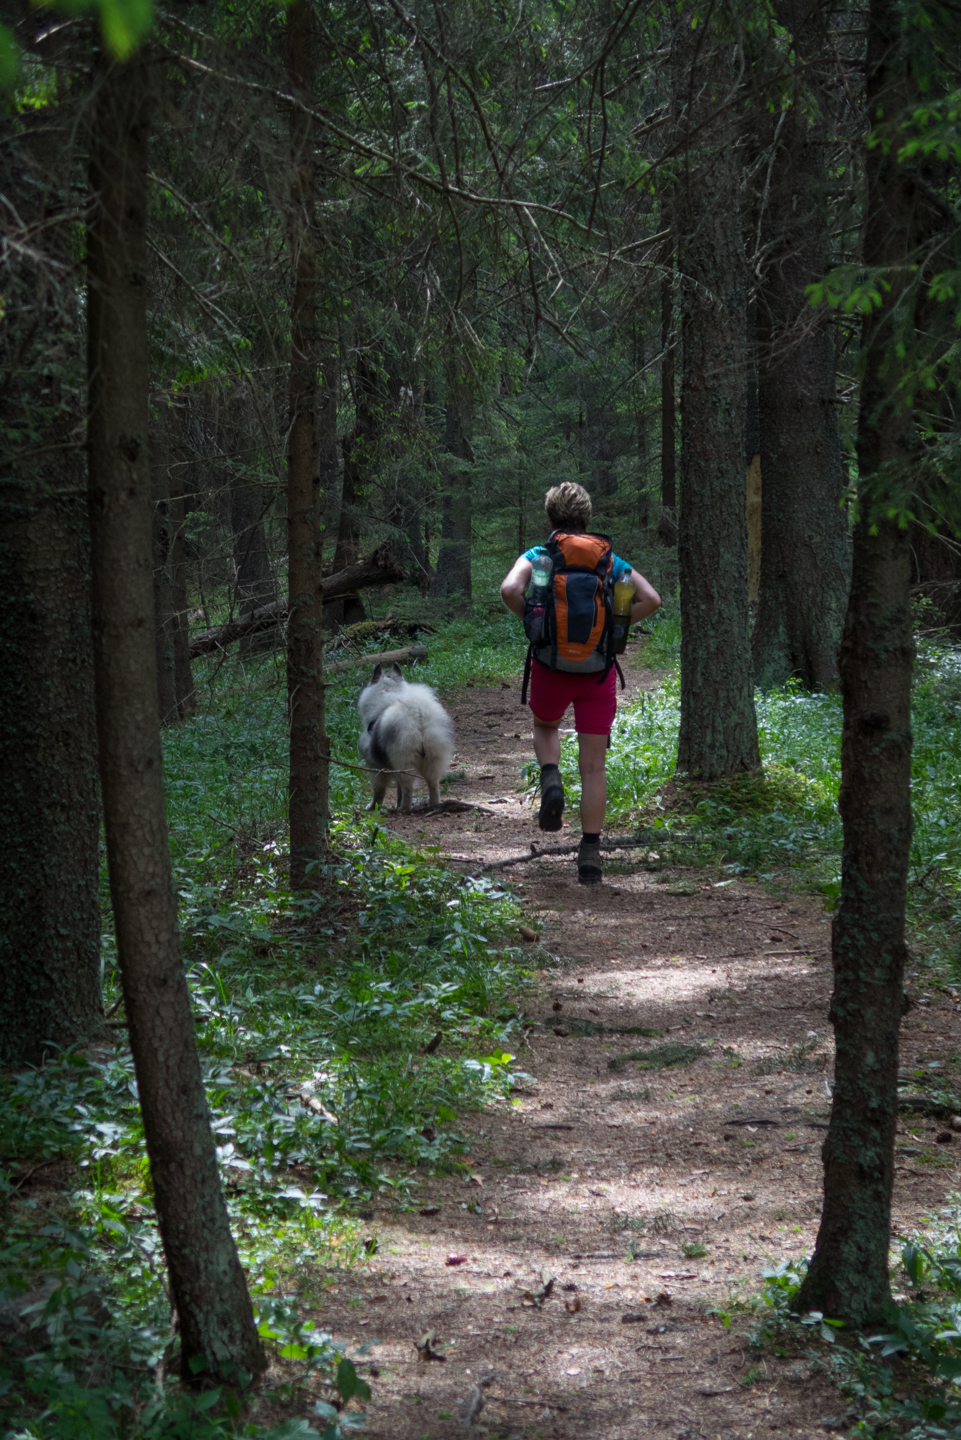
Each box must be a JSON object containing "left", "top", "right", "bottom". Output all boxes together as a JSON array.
[
  {"left": 371, "top": 664, "right": 383, "bottom": 682},
  {"left": 391, "top": 663, "right": 403, "bottom": 677}
]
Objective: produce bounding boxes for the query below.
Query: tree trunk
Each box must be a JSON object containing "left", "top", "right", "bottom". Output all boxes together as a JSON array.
[
  {"left": 87, "top": 50, "right": 265, "bottom": 1379},
  {"left": 319, "top": 349, "right": 340, "bottom": 549},
  {"left": 152, "top": 436, "right": 179, "bottom": 725},
  {"left": 225, "top": 382, "right": 278, "bottom": 657},
  {"left": 657, "top": 251, "right": 677, "bottom": 546},
  {"left": 797, "top": 0, "right": 918, "bottom": 1326},
  {"left": 0, "top": 490, "right": 102, "bottom": 1062},
  {"left": 752, "top": 7, "right": 851, "bottom": 692},
  {"left": 152, "top": 403, "right": 196, "bottom": 723},
  {"left": 287, "top": 0, "right": 329, "bottom": 889},
  {"left": 329, "top": 354, "right": 374, "bottom": 629},
  {"left": 672, "top": 5, "right": 760, "bottom": 780},
  {"left": 0, "top": 106, "right": 103, "bottom": 1064},
  {"left": 168, "top": 443, "right": 196, "bottom": 717},
  {"left": 431, "top": 362, "right": 473, "bottom": 601}
]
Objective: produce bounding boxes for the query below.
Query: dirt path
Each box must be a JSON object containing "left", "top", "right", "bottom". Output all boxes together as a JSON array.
[{"left": 318, "top": 658, "right": 960, "bottom": 1440}]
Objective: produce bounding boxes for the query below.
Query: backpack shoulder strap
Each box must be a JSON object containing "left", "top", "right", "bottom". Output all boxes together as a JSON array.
[{"left": 521, "top": 644, "right": 534, "bottom": 706}]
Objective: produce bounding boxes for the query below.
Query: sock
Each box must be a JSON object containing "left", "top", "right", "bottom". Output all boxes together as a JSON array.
[
  {"left": 540, "top": 763, "right": 560, "bottom": 784},
  {"left": 581, "top": 831, "right": 600, "bottom": 845}
]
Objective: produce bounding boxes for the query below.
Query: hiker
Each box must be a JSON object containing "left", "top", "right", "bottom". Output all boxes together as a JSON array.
[{"left": 500, "top": 482, "right": 661, "bottom": 885}]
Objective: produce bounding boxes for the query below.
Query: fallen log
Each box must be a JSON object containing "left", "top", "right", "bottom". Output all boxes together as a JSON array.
[
  {"left": 189, "top": 542, "right": 405, "bottom": 658},
  {"left": 325, "top": 643, "right": 427, "bottom": 675}
]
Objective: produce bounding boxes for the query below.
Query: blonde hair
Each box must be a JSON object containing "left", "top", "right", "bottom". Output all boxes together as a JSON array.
[{"left": 544, "top": 481, "right": 592, "bottom": 531}]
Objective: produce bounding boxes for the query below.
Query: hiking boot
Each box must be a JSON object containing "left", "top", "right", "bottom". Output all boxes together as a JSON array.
[
  {"left": 577, "top": 836, "right": 603, "bottom": 885},
  {"left": 538, "top": 765, "right": 565, "bottom": 832}
]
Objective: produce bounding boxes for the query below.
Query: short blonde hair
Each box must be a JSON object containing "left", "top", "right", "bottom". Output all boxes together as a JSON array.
[{"left": 545, "top": 482, "right": 592, "bottom": 531}]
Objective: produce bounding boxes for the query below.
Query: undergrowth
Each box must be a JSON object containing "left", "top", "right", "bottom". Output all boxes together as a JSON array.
[
  {"left": 5, "top": 593, "right": 960, "bottom": 1436},
  {"left": 557, "top": 635, "right": 961, "bottom": 978},
  {"left": 726, "top": 1200, "right": 961, "bottom": 1440},
  {"left": 1, "top": 603, "right": 534, "bottom": 1440}
]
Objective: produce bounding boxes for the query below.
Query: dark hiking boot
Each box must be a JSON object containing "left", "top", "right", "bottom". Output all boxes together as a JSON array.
[
  {"left": 538, "top": 764, "right": 565, "bottom": 832},
  {"left": 577, "top": 836, "right": 603, "bottom": 885}
]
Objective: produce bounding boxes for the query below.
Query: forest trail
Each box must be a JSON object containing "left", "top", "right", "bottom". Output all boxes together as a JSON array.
[{"left": 316, "top": 656, "right": 959, "bottom": 1440}]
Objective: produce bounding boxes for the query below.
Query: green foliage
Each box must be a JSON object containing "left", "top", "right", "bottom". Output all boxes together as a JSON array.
[
  {"left": 581, "top": 643, "right": 961, "bottom": 973},
  {"left": 1, "top": 609, "right": 538, "bottom": 1437}
]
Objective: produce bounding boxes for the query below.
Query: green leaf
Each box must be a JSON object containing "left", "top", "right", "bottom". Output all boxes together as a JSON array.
[
  {"left": 0, "top": 22, "right": 20, "bottom": 91},
  {"left": 98, "top": 0, "right": 153, "bottom": 56},
  {"left": 337, "top": 1356, "right": 371, "bottom": 1402}
]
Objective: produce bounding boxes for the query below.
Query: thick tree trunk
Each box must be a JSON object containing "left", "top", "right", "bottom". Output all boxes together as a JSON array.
[
  {"left": 287, "top": 0, "right": 329, "bottom": 889},
  {"left": 797, "top": 0, "right": 918, "bottom": 1326},
  {"left": 672, "top": 6, "right": 760, "bottom": 780},
  {"left": 0, "top": 483, "right": 103, "bottom": 1063},
  {"left": 0, "top": 110, "right": 103, "bottom": 1064},
  {"left": 752, "top": 8, "right": 851, "bottom": 692},
  {"left": 87, "top": 51, "right": 265, "bottom": 1378}
]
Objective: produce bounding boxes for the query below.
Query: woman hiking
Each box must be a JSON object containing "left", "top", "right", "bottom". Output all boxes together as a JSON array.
[{"left": 500, "top": 482, "right": 661, "bottom": 884}]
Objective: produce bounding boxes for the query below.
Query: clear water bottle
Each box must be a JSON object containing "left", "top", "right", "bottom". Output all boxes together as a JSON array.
[
  {"left": 526, "top": 552, "right": 552, "bottom": 602},
  {"left": 524, "top": 552, "right": 552, "bottom": 643},
  {"left": 611, "top": 574, "right": 635, "bottom": 654}
]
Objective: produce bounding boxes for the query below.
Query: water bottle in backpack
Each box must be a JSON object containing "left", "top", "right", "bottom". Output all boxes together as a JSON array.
[
  {"left": 611, "top": 574, "right": 635, "bottom": 655},
  {"left": 523, "top": 552, "right": 552, "bottom": 644}
]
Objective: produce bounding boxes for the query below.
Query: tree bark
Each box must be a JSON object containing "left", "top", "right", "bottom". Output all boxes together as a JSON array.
[
  {"left": 329, "top": 354, "right": 375, "bottom": 629},
  {"left": 752, "top": 6, "right": 851, "bottom": 692},
  {"left": 657, "top": 261, "right": 677, "bottom": 546},
  {"left": 672, "top": 5, "right": 760, "bottom": 780},
  {"left": 152, "top": 431, "right": 180, "bottom": 725},
  {"left": 87, "top": 50, "right": 265, "bottom": 1378},
  {"left": 287, "top": 0, "right": 329, "bottom": 889},
  {"left": 0, "top": 104, "right": 103, "bottom": 1063},
  {"left": 797, "top": 0, "right": 918, "bottom": 1326}
]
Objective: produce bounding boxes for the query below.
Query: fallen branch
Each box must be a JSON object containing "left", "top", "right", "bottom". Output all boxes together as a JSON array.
[
  {"left": 325, "top": 643, "right": 427, "bottom": 675},
  {"left": 459, "top": 832, "right": 665, "bottom": 874},
  {"left": 189, "top": 541, "right": 405, "bottom": 657}
]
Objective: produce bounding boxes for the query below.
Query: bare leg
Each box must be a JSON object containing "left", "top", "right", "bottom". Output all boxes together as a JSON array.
[
  {"left": 577, "top": 733, "right": 608, "bottom": 833},
  {"left": 532, "top": 714, "right": 561, "bottom": 764}
]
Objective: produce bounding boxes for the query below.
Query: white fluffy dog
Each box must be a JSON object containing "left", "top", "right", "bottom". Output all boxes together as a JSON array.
[{"left": 357, "top": 663, "right": 454, "bottom": 811}]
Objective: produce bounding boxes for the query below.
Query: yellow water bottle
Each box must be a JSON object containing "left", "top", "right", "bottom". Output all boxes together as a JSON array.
[{"left": 612, "top": 574, "right": 634, "bottom": 655}]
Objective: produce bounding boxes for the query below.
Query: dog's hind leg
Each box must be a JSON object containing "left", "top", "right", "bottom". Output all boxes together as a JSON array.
[
  {"left": 396, "top": 775, "right": 414, "bottom": 811},
  {"left": 369, "top": 769, "right": 390, "bottom": 809}
]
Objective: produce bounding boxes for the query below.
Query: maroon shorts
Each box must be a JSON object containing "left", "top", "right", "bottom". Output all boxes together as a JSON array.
[{"left": 528, "top": 658, "right": 617, "bottom": 735}]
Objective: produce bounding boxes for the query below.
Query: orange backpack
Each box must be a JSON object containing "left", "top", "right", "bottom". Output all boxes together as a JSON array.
[{"left": 521, "top": 532, "right": 624, "bottom": 703}]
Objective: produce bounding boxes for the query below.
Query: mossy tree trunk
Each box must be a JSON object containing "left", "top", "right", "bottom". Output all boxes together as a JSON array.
[
  {"left": 797, "top": 0, "right": 919, "bottom": 1326},
  {"left": 672, "top": 3, "right": 760, "bottom": 780},
  {"left": 752, "top": 2, "right": 851, "bottom": 693},
  {"left": 87, "top": 49, "right": 265, "bottom": 1379}
]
